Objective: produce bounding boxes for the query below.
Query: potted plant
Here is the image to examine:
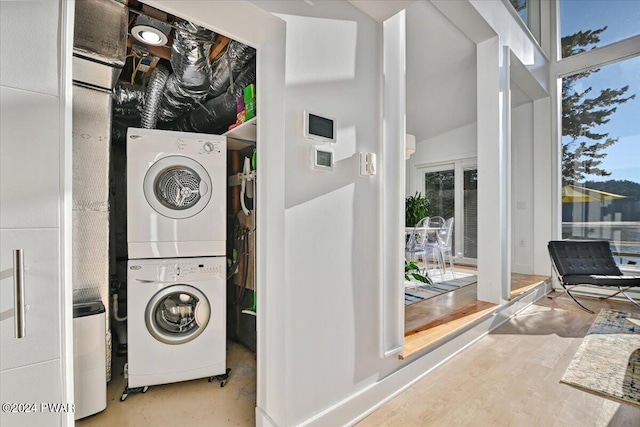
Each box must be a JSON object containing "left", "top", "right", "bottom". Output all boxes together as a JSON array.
[
  {"left": 405, "top": 191, "right": 431, "bottom": 227},
  {"left": 405, "top": 260, "right": 431, "bottom": 285}
]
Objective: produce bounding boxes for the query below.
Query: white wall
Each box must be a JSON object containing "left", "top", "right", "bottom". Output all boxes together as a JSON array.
[
  {"left": 511, "top": 101, "right": 535, "bottom": 273},
  {"left": 407, "top": 123, "right": 477, "bottom": 195},
  {"left": 252, "top": 1, "right": 402, "bottom": 425},
  {"left": 248, "top": 1, "right": 550, "bottom": 425},
  {"left": 469, "top": 0, "right": 548, "bottom": 93},
  {"left": 405, "top": 0, "right": 477, "bottom": 143}
]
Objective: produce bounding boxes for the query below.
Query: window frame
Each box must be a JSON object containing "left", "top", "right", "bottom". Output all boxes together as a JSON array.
[{"left": 551, "top": 0, "right": 640, "bottom": 265}]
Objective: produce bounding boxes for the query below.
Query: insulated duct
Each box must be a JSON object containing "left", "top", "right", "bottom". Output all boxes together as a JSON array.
[
  {"left": 141, "top": 65, "right": 170, "bottom": 129},
  {"left": 165, "top": 61, "right": 256, "bottom": 134},
  {"left": 113, "top": 84, "right": 145, "bottom": 116},
  {"left": 209, "top": 40, "right": 256, "bottom": 98},
  {"left": 112, "top": 84, "right": 145, "bottom": 143},
  {"left": 72, "top": 85, "right": 113, "bottom": 381},
  {"left": 73, "top": 0, "right": 127, "bottom": 90},
  {"left": 157, "top": 22, "right": 215, "bottom": 123}
]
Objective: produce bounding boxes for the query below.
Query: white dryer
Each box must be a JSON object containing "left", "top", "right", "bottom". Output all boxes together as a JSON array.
[
  {"left": 127, "top": 257, "right": 226, "bottom": 388},
  {"left": 127, "top": 128, "right": 226, "bottom": 259}
]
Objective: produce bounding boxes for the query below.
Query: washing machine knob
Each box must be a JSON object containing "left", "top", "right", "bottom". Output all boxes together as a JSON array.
[{"left": 203, "top": 142, "right": 214, "bottom": 153}]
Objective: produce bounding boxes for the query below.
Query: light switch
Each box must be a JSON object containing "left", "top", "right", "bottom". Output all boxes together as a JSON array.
[{"left": 359, "top": 152, "right": 376, "bottom": 176}]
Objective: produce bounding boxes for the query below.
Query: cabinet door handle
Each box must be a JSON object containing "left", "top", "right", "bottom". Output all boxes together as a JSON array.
[{"left": 13, "top": 249, "right": 26, "bottom": 339}]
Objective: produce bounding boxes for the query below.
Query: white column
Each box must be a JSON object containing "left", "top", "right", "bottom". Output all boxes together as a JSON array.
[
  {"left": 532, "top": 97, "right": 554, "bottom": 275},
  {"left": 477, "top": 39, "right": 510, "bottom": 303},
  {"left": 381, "top": 10, "right": 406, "bottom": 357}
]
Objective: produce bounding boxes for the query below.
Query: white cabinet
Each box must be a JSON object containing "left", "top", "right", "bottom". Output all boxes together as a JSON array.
[
  {"left": 0, "top": 359, "right": 63, "bottom": 427},
  {"left": 0, "top": 229, "right": 61, "bottom": 370},
  {"left": 0, "top": 87, "right": 60, "bottom": 229},
  {"left": 0, "top": 1, "right": 60, "bottom": 96},
  {"left": 0, "top": 2, "right": 65, "bottom": 425}
]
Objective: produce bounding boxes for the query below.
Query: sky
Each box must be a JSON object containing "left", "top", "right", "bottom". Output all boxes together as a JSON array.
[{"left": 559, "top": 0, "right": 640, "bottom": 183}]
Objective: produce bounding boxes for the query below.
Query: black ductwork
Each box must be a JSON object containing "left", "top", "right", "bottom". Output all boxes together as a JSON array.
[
  {"left": 163, "top": 61, "right": 256, "bottom": 134},
  {"left": 112, "top": 84, "right": 144, "bottom": 144},
  {"left": 113, "top": 84, "right": 145, "bottom": 116},
  {"left": 157, "top": 22, "right": 214, "bottom": 123},
  {"left": 209, "top": 40, "right": 256, "bottom": 98},
  {"left": 111, "top": 21, "right": 256, "bottom": 135}
]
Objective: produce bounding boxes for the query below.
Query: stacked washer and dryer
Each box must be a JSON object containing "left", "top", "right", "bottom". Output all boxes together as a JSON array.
[{"left": 123, "top": 128, "right": 228, "bottom": 399}]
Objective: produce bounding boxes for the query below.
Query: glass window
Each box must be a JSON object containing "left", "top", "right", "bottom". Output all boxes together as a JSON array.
[
  {"left": 509, "top": 0, "right": 528, "bottom": 26},
  {"left": 425, "top": 169, "right": 455, "bottom": 221},
  {"left": 425, "top": 168, "right": 455, "bottom": 255},
  {"left": 561, "top": 56, "right": 640, "bottom": 268},
  {"left": 463, "top": 168, "right": 478, "bottom": 259},
  {"left": 560, "top": 0, "right": 640, "bottom": 58}
]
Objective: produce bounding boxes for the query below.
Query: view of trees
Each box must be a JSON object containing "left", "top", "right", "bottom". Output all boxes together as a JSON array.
[
  {"left": 561, "top": 27, "right": 636, "bottom": 185},
  {"left": 585, "top": 180, "right": 640, "bottom": 201}
]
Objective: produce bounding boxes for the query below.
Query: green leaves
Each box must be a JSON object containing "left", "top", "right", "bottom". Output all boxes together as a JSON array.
[
  {"left": 405, "top": 192, "right": 431, "bottom": 227},
  {"left": 404, "top": 260, "right": 432, "bottom": 285}
]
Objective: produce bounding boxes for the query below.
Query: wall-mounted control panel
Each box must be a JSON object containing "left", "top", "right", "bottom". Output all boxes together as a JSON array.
[
  {"left": 304, "top": 110, "right": 336, "bottom": 143},
  {"left": 311, "top": 145, "right": 334, "bottom": 171}
]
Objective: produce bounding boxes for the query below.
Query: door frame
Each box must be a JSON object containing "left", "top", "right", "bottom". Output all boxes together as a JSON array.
[
  {"left": 416, "top": 158, "right": 478, "bottom": 266},
  {"left": 60, "top": 1, "right": 75, "bottom": 425},
  {"left": 59, "top": 1, "right": 286, "bottom": 425}
]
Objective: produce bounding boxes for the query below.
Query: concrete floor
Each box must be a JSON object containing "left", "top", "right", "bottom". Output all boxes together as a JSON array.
[{"left": 77, "top": 341, "right": 256, "bottom": 427}]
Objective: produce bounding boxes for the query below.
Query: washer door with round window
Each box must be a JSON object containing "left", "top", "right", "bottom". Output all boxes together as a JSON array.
[
  {"left": 143, "top": 156, "right": 212, "bottom": 220},
  {"left": 145, "top": 284, "right": 211, "bottom": 345}
]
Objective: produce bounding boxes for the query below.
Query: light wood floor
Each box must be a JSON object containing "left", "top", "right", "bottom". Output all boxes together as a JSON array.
[
  {"left": 360, "top": 294, "right": 640, "bottom": 427},
  {"left": 405, "top": 270, "right": 549, "bottom": 335}
]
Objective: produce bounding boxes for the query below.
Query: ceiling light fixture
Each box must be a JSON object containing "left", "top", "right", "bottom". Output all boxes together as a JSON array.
[
  {"left": 131, "top": 24, "right": 168, "bottom": 46},
  {"left": 405, "top": 134, "right": 416, "bottom": 160},
  {"left": 131, "top": 15, "right": 171, "bottom": 47}
]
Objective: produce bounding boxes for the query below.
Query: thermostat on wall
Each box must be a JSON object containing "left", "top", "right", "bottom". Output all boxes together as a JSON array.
[
  {"left": 311, "top": 145, "right": 334, "bottom": 171},
  {"left": 304, "top": 110, "right": 336, "bottom": 143}
]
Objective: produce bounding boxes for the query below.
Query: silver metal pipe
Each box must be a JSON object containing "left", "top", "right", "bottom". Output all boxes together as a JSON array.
[
  {"left": 13, "top": 249, "right": 25, "bottom": 339},
  {"left": 141, "top": 65, "right": 170, "bottom": 129}
]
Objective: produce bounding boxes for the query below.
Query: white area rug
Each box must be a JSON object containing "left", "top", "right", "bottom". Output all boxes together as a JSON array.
[
  {"left": 561, "top": 309, "right": 640, "bottom": 407},
  {"left": 404, "top": 271, "right": 477, "bottom": 305}
]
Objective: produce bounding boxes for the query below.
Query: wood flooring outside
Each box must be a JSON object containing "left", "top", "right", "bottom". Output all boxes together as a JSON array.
[
  {"left": 404, "top": 271, "right": 550, "bottom": 358},
  {"left": 510, "top": 272, "right": 550, "bottom": 300},
  {"left": 362, "top": 295, "right": 640, "bottom": 427}
]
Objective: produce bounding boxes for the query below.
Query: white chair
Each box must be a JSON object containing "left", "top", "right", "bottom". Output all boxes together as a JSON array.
[
  {"left": 425, "top": 216, "right": 446, "bottom": 280},
  {"left": 437, "top": 217, "right": 456, "bottom": 278},
  {"left": 405, "top": 216, "right": 430, "bottom": 270}
]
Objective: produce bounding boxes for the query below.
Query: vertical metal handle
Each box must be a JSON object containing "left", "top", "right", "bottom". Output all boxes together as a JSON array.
[{"left": 13, "top": 249, "right": 26, "bottom": 339}]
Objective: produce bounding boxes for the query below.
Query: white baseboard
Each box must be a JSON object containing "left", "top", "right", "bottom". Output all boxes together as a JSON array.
[
  {"left": 298, "top": 283, "right": 550, "bottom": 426},
  {"left": 256, "top": 406, "right": 277, "bottom": 427}
]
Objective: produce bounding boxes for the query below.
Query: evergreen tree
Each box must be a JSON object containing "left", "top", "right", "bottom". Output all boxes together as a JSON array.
[{"left": 561, "top": 27, "right": 635, "bottom": 185}]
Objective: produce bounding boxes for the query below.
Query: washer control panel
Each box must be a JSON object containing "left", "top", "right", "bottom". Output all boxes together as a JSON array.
[
  {"left": 166, "top": 261, "right": 223, "bottom": 278},
  {"left": 129, "top": 257, "right": 224, "bottom": 282}
]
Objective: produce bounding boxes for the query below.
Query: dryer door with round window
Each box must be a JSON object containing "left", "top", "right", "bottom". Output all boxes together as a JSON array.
[
  {"left": 145, "top": 284, "right": 211, "bottom": 345},
  {"left": 143, "top": 155, "right": 212, "bottom": 219}
]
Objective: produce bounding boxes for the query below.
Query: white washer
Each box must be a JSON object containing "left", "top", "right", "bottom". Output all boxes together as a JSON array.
[
  {"left": 127, "top": 257, "right": 226, "bottom": 388},
  {"left": 127, "top": 128, "right": 226, "bottom": 259}
]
